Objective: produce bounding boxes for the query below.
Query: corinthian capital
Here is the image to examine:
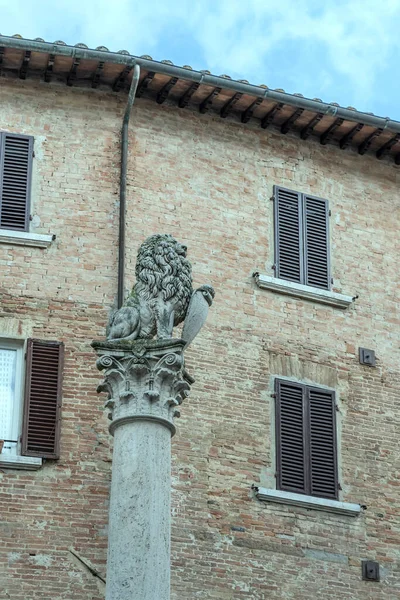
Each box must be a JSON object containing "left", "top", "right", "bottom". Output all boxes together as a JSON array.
[{"left": 91, "top": 338, "right": 193, "bottom": 436}]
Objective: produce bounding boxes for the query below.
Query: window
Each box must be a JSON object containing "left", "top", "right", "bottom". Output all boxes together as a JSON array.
[
  {"left": 275, "top": 379, "right": 338, "bottom": 500},
  {"left": 274, "top": 186, "right": 330, "bottom": 290},
  {"left": 0, "top": 340, "right": 23, "bottom": 455},
  {"left": 0, "top": 338, "right": 64, "bottom": 464},
  {"left": 0, "top": 132, "right": 34, "bottom": 232}
]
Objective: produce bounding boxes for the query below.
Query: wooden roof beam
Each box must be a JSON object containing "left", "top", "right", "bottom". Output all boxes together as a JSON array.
[
  {"left": 157, "top": 76, "right": 179, "bottom": 104},
  {"left": 178, "top": 82, "right": 200, "bottom": 108},
  {"left": 260, "top": 103, "right": 284, "bottom": 129},
  {"left": 339, "top": 123, "right": 364, "bottom": 149},
  {"left": 67, "top": 57, "right": 80, "bottom": 86},
  {"left": 241, "top": 97, "right": 263, "bottom": 123},
  {"left": 358, "top": 129, "right": 383, "bottom": 155},
  {"left": 92, "top": 61, "right": 105, "bottom": 88},
  {"left": 281, "top": 108, "right": 304, "bottom": 134},
  {"left": 19, "top": 50, "right": 31, "bottom": 79},
  {"left": 44, "top": 53, "right": 55, "bottom": 82},
  {"left": 136, "top": 71, "right": 155, "bottom": 97},
  {"left": 112, "top": 64, "right": 132, "bottom": 92},
  {"left": 199, "top": 87, "right": 221, "bottom": 114},
  {"left": 376, "top": 133, "right": 400, "bottom": 159},
  {"left": 220, "top": 92, "right": 243, "bottom": 118},
  {"left": 300, "top": 113, "right": 324, "bottom": 140},
  {"left": 320, "top": 118, "right": 344, "bottom": 145}
]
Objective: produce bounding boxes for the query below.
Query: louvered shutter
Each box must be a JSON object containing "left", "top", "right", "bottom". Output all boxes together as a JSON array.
[
  {"left": 303, "top": 195, "right": 330, "bottom": 289},
  {"left": 0, "top": 132, "right": 33, "bottom": 231},
  {"left": 276, "top": 379, "right": 338, "bottom": 499},
  {"left": 308, "top": 387, "right": 338, "bottom": 499},
  {"left": 275, "top": 380, "right": 308, "bottom": 494},
  {"left": 274, "top": 186, "right": 303, "bottom": 284},
  {"left": 22, "top": 339, "right": 64, "bottom": 459}
]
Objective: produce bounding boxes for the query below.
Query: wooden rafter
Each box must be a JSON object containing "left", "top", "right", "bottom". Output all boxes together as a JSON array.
[
  {"left": 301, "top": 113, "right": 324, "bottom": 140},
  {"left": 220, "top": 92, "right": 243, "bottom": 118},
  {"left": 358, "top": 129, "right": 383, "bottom": 155},
  {"left": 136, "top": 71, "right": 155, "bottom": 97},
  {"left": 376, "top": 133, "right": 400, "bottom": 159},
  {"left": 199, "top": 88, "right": 221, "bottom": 114},
  {"left": 178, "top": 82, "right": 200, "bottom": 108},
  {"left": 281, "top": 108, "right": 304, "bottom": 134},
  {"left": 157, "top": 77, "right": 179, "bottom": 104},
  {"left": 261, "top": 103, "right": 284, "bottom": 129},
  {"left": 339, "top": 123, "right": 364, "bottom": 149},
  {"left": 320, "top": 118, "right": 344, "bottom": 145}
]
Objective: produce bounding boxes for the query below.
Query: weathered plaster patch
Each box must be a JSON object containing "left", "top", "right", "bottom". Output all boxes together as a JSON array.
[
  {"left": 30, "top": 554, "right": 53, "bottom": 567},
  {"left": 0, "top": 317, "right": 33, "bottom": 339},
  {"left": 7, "top": 552, "right": 22, "bottom": 565},
  {"left": 303, "top": 549, "right": 348, "bottom": 563}
]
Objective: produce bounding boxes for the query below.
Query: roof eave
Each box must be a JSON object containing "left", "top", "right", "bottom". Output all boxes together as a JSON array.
[{"left": 1, "top": 34, "right": 399, "bottom": 134}]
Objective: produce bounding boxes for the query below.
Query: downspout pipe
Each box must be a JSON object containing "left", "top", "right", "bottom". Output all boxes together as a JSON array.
[
  {"left": 118, "top": 63, "right": 140, "bottom": 309},
  {"left": 1, "top": 35, "right": 400, "bottom": 132}
]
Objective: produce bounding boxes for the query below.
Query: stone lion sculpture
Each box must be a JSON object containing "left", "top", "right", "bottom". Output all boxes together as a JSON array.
[{"left": 107, "top": 234, "right": 214, "bottom": 342}]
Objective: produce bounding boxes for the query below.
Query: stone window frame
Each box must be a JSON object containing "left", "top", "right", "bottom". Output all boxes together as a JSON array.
[
  {"left": 253, "top": 185, "right": 354, "bottom": 309},
  {"left": 273, "top": 185, "right": 331, "bottom": 290},
  {"left": 254, "top": 374, "right": 361, "bottom": 517},
  {"left": 0, "top": 132, "right": 54, "bottom": 249}
]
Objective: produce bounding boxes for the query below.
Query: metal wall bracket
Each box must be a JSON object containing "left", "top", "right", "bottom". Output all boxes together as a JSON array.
[
  {"left": 362, "top": 560, "right": 380, "bottom": 582},
  {"left": 359, "top": 347, "right": 376, "bottom": 367}
]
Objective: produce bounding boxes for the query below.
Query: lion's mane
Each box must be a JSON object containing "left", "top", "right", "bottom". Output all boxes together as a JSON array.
[{"left": 129, "top": 233, "right": 193, "bottom": 326}]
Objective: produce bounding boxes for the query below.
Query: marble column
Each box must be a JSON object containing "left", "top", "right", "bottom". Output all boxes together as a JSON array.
[{"left": 92, "top": 338, "right": 193, "bottom": 600}]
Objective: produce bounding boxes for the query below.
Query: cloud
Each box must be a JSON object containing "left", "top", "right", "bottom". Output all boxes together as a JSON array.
[
  {"left": 0, "top": 0, "right": 399, "bottom": 118},
  {"left": 191, "top": 0, "right": 400, "bottom": 111}
]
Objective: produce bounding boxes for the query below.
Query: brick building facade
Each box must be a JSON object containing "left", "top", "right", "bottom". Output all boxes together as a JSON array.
[{"left": 0, "top": 35, "right": 399, "bottom": 599}]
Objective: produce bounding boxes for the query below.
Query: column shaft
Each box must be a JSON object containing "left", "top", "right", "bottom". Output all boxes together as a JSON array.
[{"left": 106, "top": 420, "right": 171, "bottom": 600}]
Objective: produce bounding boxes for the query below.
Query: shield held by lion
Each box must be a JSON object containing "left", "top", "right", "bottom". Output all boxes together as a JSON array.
[{"left": 107, "top": 234, "right": 215, "bottom": 346}]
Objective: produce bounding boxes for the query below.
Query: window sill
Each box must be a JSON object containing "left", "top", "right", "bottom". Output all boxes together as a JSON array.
[
  {"left": 0, "top": 454, "right": 43, "bottom": 470},
  {"left": 254, "top": 487, "right": 361, "bottom": 517},
  {"left": 253, "top": 274, "right": 354, "bottom": 309},
  {"left": 0, "top": 229, "right": 55, "bottom": 248}
]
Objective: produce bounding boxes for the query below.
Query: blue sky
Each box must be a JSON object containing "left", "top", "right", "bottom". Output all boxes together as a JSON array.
[{"left": 1, "top": 0, "right": 400, "bottom": 120}]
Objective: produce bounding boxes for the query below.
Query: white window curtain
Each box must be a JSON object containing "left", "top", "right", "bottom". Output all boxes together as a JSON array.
[{"left": 0, "top": 344, "right": 22, "bottom": 454}]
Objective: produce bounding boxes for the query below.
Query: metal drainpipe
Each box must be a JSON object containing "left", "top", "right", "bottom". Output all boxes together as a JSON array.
[{"left": 118, "top": 63, "right": 140, "bottom": 308}]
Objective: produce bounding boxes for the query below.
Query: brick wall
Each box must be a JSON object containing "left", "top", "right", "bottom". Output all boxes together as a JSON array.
[{"left": 0, "top": 77, "right": 399, "bottom": 599}]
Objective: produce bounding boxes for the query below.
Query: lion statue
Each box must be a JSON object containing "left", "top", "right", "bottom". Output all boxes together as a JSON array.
[{"left": 107, "top": 234, "right": 214, "bottom": 342}]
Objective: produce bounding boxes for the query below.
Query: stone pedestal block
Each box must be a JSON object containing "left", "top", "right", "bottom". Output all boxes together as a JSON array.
[{"left": 92, "top": 338, "right": 193, "bottom": 600}]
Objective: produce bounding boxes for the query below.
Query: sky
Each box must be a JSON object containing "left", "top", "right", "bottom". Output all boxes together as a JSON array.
[{"left": 1, "top": 0, "right": 400, "bottom": 120}]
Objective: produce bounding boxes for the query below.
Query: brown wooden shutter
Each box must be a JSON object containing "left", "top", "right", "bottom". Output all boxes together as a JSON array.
[
  {"left": 22, "top": 339, "right": 64, "bottom": 459},
  {"left": 275, "top": 380, "right": 308, "bottom": 494},
  {"left": 274, "top": 186, "right": 303, "bottom": 284},
  {"left": 308, "top": 387, "right": 338, "bottom": 499},
  {"left": 0, "top": 132, "right": 33, "bottom": 231},
  {"left": 276, "top": 379, "right": 338, "bottom": 499},
  {"left": 303, "top": 195, "right": 330, "bottom": 289}
]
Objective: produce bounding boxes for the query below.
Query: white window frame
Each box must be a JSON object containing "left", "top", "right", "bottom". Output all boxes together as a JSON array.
[
  {"left": 0, "top": 338, "right": 24, "bottom": 455},
  {"left": 0, "top": 337, "right": 42, "bottom": 470}
]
